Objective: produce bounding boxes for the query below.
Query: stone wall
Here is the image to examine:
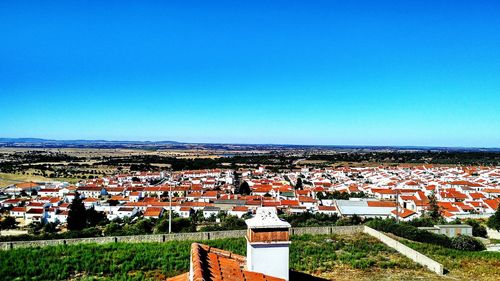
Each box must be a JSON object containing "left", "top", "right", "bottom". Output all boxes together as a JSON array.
[
  {"left": 363, "top": 226, "right": 444, "bottom": 275},
  {"left": 0, "top": 226, "right": 360, "bottom": 250},
  {"left": 290, "top": 225, "right": 363, "bottom": 236}
]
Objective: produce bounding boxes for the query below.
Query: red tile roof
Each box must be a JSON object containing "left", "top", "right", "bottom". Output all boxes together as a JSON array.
[
  {"left": 469, "top": 193, "right": 486, "bottom": 199},
  {"left": 367, "top": 201, "right": 397, "bottom": 207},
  {"left": 391, "top": 208, "right": 416, "bottom": 218},
  {"left": 280, "top": 200, "right": 300, "bottom": 206},
  {"left": 167, "top": 243, "right": 284, "bottom": 281},
  {"left": 318, "top": 205, "right": 337, "bottom": 211},
  {"left": 144, "top": 207, "right": 163, "bottom": 217},
  {"left": 448, "top": 180, "right": 482, "bottom": 187},
  {"left": 483, "top": 199, "right": 500, "bottom": 210},
  {"left": 483, "top": 188, "right": 500, "bottom": 193},
  {"left": 371, "top": 188, "right": 397, "bottom": 195},
  {"left": 232, "top": 206, "right": 249, "bottom": 212},
  {"left": 437, "top": 202, "right": 460, "bottom": 213},
  {"left": 15, "top": 182, "right": 39, "bottom": 189}
]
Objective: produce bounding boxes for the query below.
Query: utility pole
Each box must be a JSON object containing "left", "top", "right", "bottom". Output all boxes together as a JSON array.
[
  {"left": 168, "top": 184, "right": 172, "bottom": 233},
  {"left": 395, "top": 189, "right": 400, "bottom": 223}
]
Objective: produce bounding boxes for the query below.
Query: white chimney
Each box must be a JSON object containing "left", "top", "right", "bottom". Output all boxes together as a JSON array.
[{"left": 245, "top": 207, "right": 291, "bottom": 281}]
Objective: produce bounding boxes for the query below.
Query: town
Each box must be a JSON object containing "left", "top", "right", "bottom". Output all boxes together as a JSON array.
[
  {"left": 3, "top": 0, "right": 500, "bottom": 280},
  {"left": 1, "top": 164, "right": 499, "bottom": 236}
]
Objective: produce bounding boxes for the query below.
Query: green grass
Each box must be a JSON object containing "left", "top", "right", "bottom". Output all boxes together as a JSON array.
[
  {"left": 399, "top": 238, "right": 500, "bottom": 281},
  {"left": 290, "top": 233, "right": 418, "bottom": 273},
  {"left": 0, "top": 234, "right": 442, "bottom": 281},
  {"left": 0, "top": 238, "right": 245, "bottom": 281}
]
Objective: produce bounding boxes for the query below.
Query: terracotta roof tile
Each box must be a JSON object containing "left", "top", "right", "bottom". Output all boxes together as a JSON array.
[{"left": 169, "top": 243, "right": 285, "bottom": 281}]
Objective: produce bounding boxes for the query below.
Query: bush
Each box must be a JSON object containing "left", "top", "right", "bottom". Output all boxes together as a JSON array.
[
  {"left": 487, "top": 207, "right": 500, "bottom": 231},
  {"left": 451, "top": 235, "right": 486, "bottom": 251},
  {"left": 465, "top": 219, "right": 488, "bottom": 238},
  {"left": 280, "top": 212, "right": 339, "bottom": 227},
  {"left": 366, "top": 219, "right": 452, "bottom": 248},
  {"left": 336, "top": 214, "right": 362, "bottom": 226},
  {"left": 367, "top": 219, "right": 489, "bottom": 252},
  {"left": 405, "top": 217, "right": 436, "bottom": 227}
]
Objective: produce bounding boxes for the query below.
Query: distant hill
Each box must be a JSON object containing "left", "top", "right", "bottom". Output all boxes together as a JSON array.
[
  {"left": 0, "top": 137, "right": 498, "bottom": 152},
  {"left": 0, "top": 138, "right": 179, "bottom": 144},
  {"left": 0, "top": 138, "right": 181, "bottom": 149}
]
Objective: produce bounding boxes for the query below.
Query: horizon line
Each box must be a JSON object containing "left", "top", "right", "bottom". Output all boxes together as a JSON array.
[{"left": 1, "top": 137, "right": 499, "bottom": 150}]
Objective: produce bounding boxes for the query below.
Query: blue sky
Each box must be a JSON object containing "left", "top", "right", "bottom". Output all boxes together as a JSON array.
[{"left": 1, "top": 1, "right": 499, "bottom": 147}]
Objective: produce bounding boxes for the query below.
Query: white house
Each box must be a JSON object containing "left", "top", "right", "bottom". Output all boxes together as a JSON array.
[
  {"left": 203, "top": 206, "right": 221, "bottom": 219},
  {"left": 228, "top": 206, "right": 249, "bottom": 218}
]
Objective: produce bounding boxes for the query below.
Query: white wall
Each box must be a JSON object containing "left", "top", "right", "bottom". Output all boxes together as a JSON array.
[
  {"left": 247, "top": 241, "right": 290, "bottom": 281},
  {"left": 363, "top": 226, "right": 444, "bottom": 275}
]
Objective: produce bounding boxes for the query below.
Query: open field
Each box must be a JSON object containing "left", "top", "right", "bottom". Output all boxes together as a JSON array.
[
  {"left": 0, "top": 172, "right": 78, "bottom": 188},
  {"left": 0, "top": 233, "right": 448, "bottom": 281},
  {"left": 0, "top": 172, "right": 55, "bottom": 188},
  {"left": 0, "top": 147, "right": 269, "bottom": 159}
]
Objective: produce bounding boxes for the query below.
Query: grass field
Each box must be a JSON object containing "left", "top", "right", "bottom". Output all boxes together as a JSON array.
[
  {"left": 0, "top": 172, "right": 52, "bottom": 188},
  {"left": 399, "top": 238, "right": 500, "bottom": 281},
  {"left": 0, "top": 233, "right": 447, "bottom": 281},
  {"left": 0, "top": 172, "right": 78, "bottom": 188},
  {"left": 0, "top": 147, "right": 267, "bottom": 158}
]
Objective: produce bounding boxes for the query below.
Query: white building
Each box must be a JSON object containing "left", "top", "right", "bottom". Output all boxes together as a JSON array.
[{"left": 418, "top": 224, "right": 473, "bottom": 238}]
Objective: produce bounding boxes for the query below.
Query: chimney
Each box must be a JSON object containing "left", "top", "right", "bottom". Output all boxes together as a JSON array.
[{"left": 245, "top": 207, "right": 291, "bottom": 281}]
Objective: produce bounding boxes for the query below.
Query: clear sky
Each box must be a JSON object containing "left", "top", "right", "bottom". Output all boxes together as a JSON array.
[{"left": 1, "top": 1, "right": 499, "bottom": 147}]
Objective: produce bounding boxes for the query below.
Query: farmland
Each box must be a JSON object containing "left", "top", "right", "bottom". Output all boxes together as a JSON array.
[{"left": 0, "top": 233, "right": 444, "bottom": 281}]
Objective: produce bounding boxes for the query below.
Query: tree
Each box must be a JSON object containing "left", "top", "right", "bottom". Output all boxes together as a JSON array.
[
  {"left": 67, "top": 192, "right": 87, "bottom": 231},
  {"left": 295, "top": 178, "right": 303, "bottom": 190},
  {"left": 465, "top": 219, "right": 487, "bottom": 238},
  {"left": 123, "top": 219, "right": 154, "bottom": 235},
  {"left": 0, "top": 216, "right": 18, "bottom": 230},
  {"left": 86, "top": 207, "right": 108, "bottom": 227},
  {"left": 27, "top": 221, "right": 43, "bottom": 235},
  {"left": 155, "top": 217, "right": 194, "bottom": 233},
  {"left": 487, "top": 207, "right": 500, "bottom": 231},
  {"left": 238, "top": 181, "right": 251, "bottom": 195},
  {"left": 427, "top": 190, "right": 441, "bottom": 221},
  {"left": 103, "top": 222, "right": 123, "bottom": 236},
  {"left": 42, "top": 222, "right": 58, "bottom": 234}
]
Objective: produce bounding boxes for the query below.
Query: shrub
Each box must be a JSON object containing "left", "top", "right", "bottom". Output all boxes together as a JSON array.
[
  {"left": 465, "top": 219, "right": 488, "bottom": 238},
  {"left": 451, "top": 235, "right": 486, "bottom": 251},
  {"left": 487, "top": 207, "right": 500, "bottom": 231},
  {"left": 366, "top": 219, "right": 451, "bottom": 248}
]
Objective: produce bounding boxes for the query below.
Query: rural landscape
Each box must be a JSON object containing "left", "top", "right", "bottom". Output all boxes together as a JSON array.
[
  {"left": 2, "top": 1, "right": 500, "bottom": 281},
  {"left": 1, "top": 140, "right": 500, "bottom": 280}
]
